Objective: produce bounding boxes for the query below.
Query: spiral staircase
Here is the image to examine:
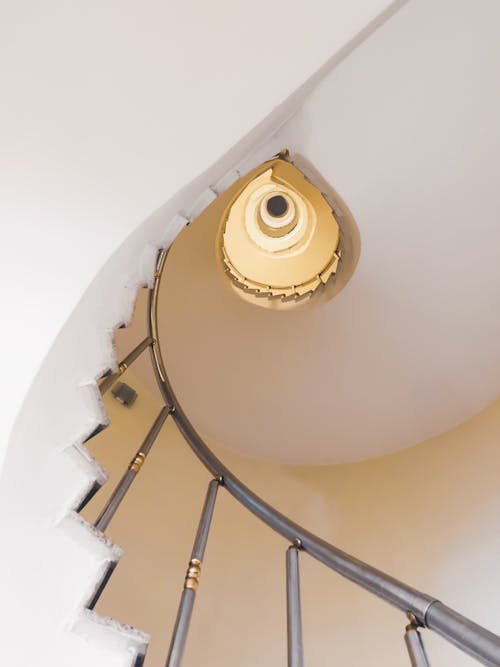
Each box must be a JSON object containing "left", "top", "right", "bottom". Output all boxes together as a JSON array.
[
  {"left": 2, "top": 2, "right": 500, "bottom": 666},
  {"left": 73, "top": 231, "right": 500, "bottom": 667}
]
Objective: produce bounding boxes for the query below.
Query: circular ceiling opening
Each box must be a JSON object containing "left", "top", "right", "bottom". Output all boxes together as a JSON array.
[
  {"left": 218, "top": 154, "right": 358, "bottom": 309},
  {"left": 265, "top": 194, "right": 289, "bottom": 218}
]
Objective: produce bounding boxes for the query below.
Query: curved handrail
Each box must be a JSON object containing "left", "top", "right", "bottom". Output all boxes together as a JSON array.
[{"left": 148, "top": 247, "right": 500, "bottom": 666}]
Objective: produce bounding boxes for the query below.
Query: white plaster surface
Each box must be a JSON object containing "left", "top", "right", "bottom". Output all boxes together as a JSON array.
[
  {"left": 0, "top": 0, "right": 398, "bottom": 472},
  {"left": 159, "top": 0, "right": 500, "bottom": 463}
]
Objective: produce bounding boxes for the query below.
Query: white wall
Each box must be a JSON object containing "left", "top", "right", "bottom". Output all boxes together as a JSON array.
[
  {"left": 0, "top": 0, "right": 399, "bottom": 470},
  {"left": 278, "top": 0, "right": 500, "bottom": 460},
  {"left": 142, "top": 0, "right": 500, "bottom": 465}
]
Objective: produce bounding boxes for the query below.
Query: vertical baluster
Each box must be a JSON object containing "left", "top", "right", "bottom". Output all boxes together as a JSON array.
[
  {"left": 94, "top": 405, "right": 170, "bottom": 532},
  {"left": 287, "top": 541, "right": 304, "bottom": 667},
  {"left": 405, "top": 615, "right": 431, "bottom": 667},
  {"left": 165, "top": 478, "right": 220, "bottom": 667},
  {"left": 99, "top": 336, "right": 153, "bottom": 395}
]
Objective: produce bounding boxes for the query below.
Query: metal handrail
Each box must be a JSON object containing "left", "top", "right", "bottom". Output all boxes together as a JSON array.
[{"left": 148, "top": 247, "right": 500, "bottom": 667}]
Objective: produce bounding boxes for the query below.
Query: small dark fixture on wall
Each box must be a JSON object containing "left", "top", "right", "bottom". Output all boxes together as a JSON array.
[{"left": 111, "top": 382, "right": 137, "bottom": 407}]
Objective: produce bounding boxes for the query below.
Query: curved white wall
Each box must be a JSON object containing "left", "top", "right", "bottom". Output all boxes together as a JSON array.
[
  {"left": 0, "top": 0, "right": 397, "bottom": 471},
  {"left": 151, "top": 0, "right": 500, "bottom": 464}
]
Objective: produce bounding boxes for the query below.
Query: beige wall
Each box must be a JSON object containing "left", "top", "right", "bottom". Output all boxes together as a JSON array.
[{"left": 84, "top": 361, "right": 500, "bottom": 667}]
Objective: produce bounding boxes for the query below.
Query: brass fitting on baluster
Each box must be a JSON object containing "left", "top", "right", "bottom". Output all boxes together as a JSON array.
[
  {"left": 184, "top": 558, "right": 202, "bottom": 591},
  {"left": 405, "top": 612, "right": 422, "bottom": 632},
  {"left": 129, "top": 452, "right": 146, "bottom": 473}
]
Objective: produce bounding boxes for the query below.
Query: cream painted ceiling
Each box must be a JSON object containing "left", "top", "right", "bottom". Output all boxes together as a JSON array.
[{"left": 148, "top": 0, "right": 500, "bottom": 464}]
